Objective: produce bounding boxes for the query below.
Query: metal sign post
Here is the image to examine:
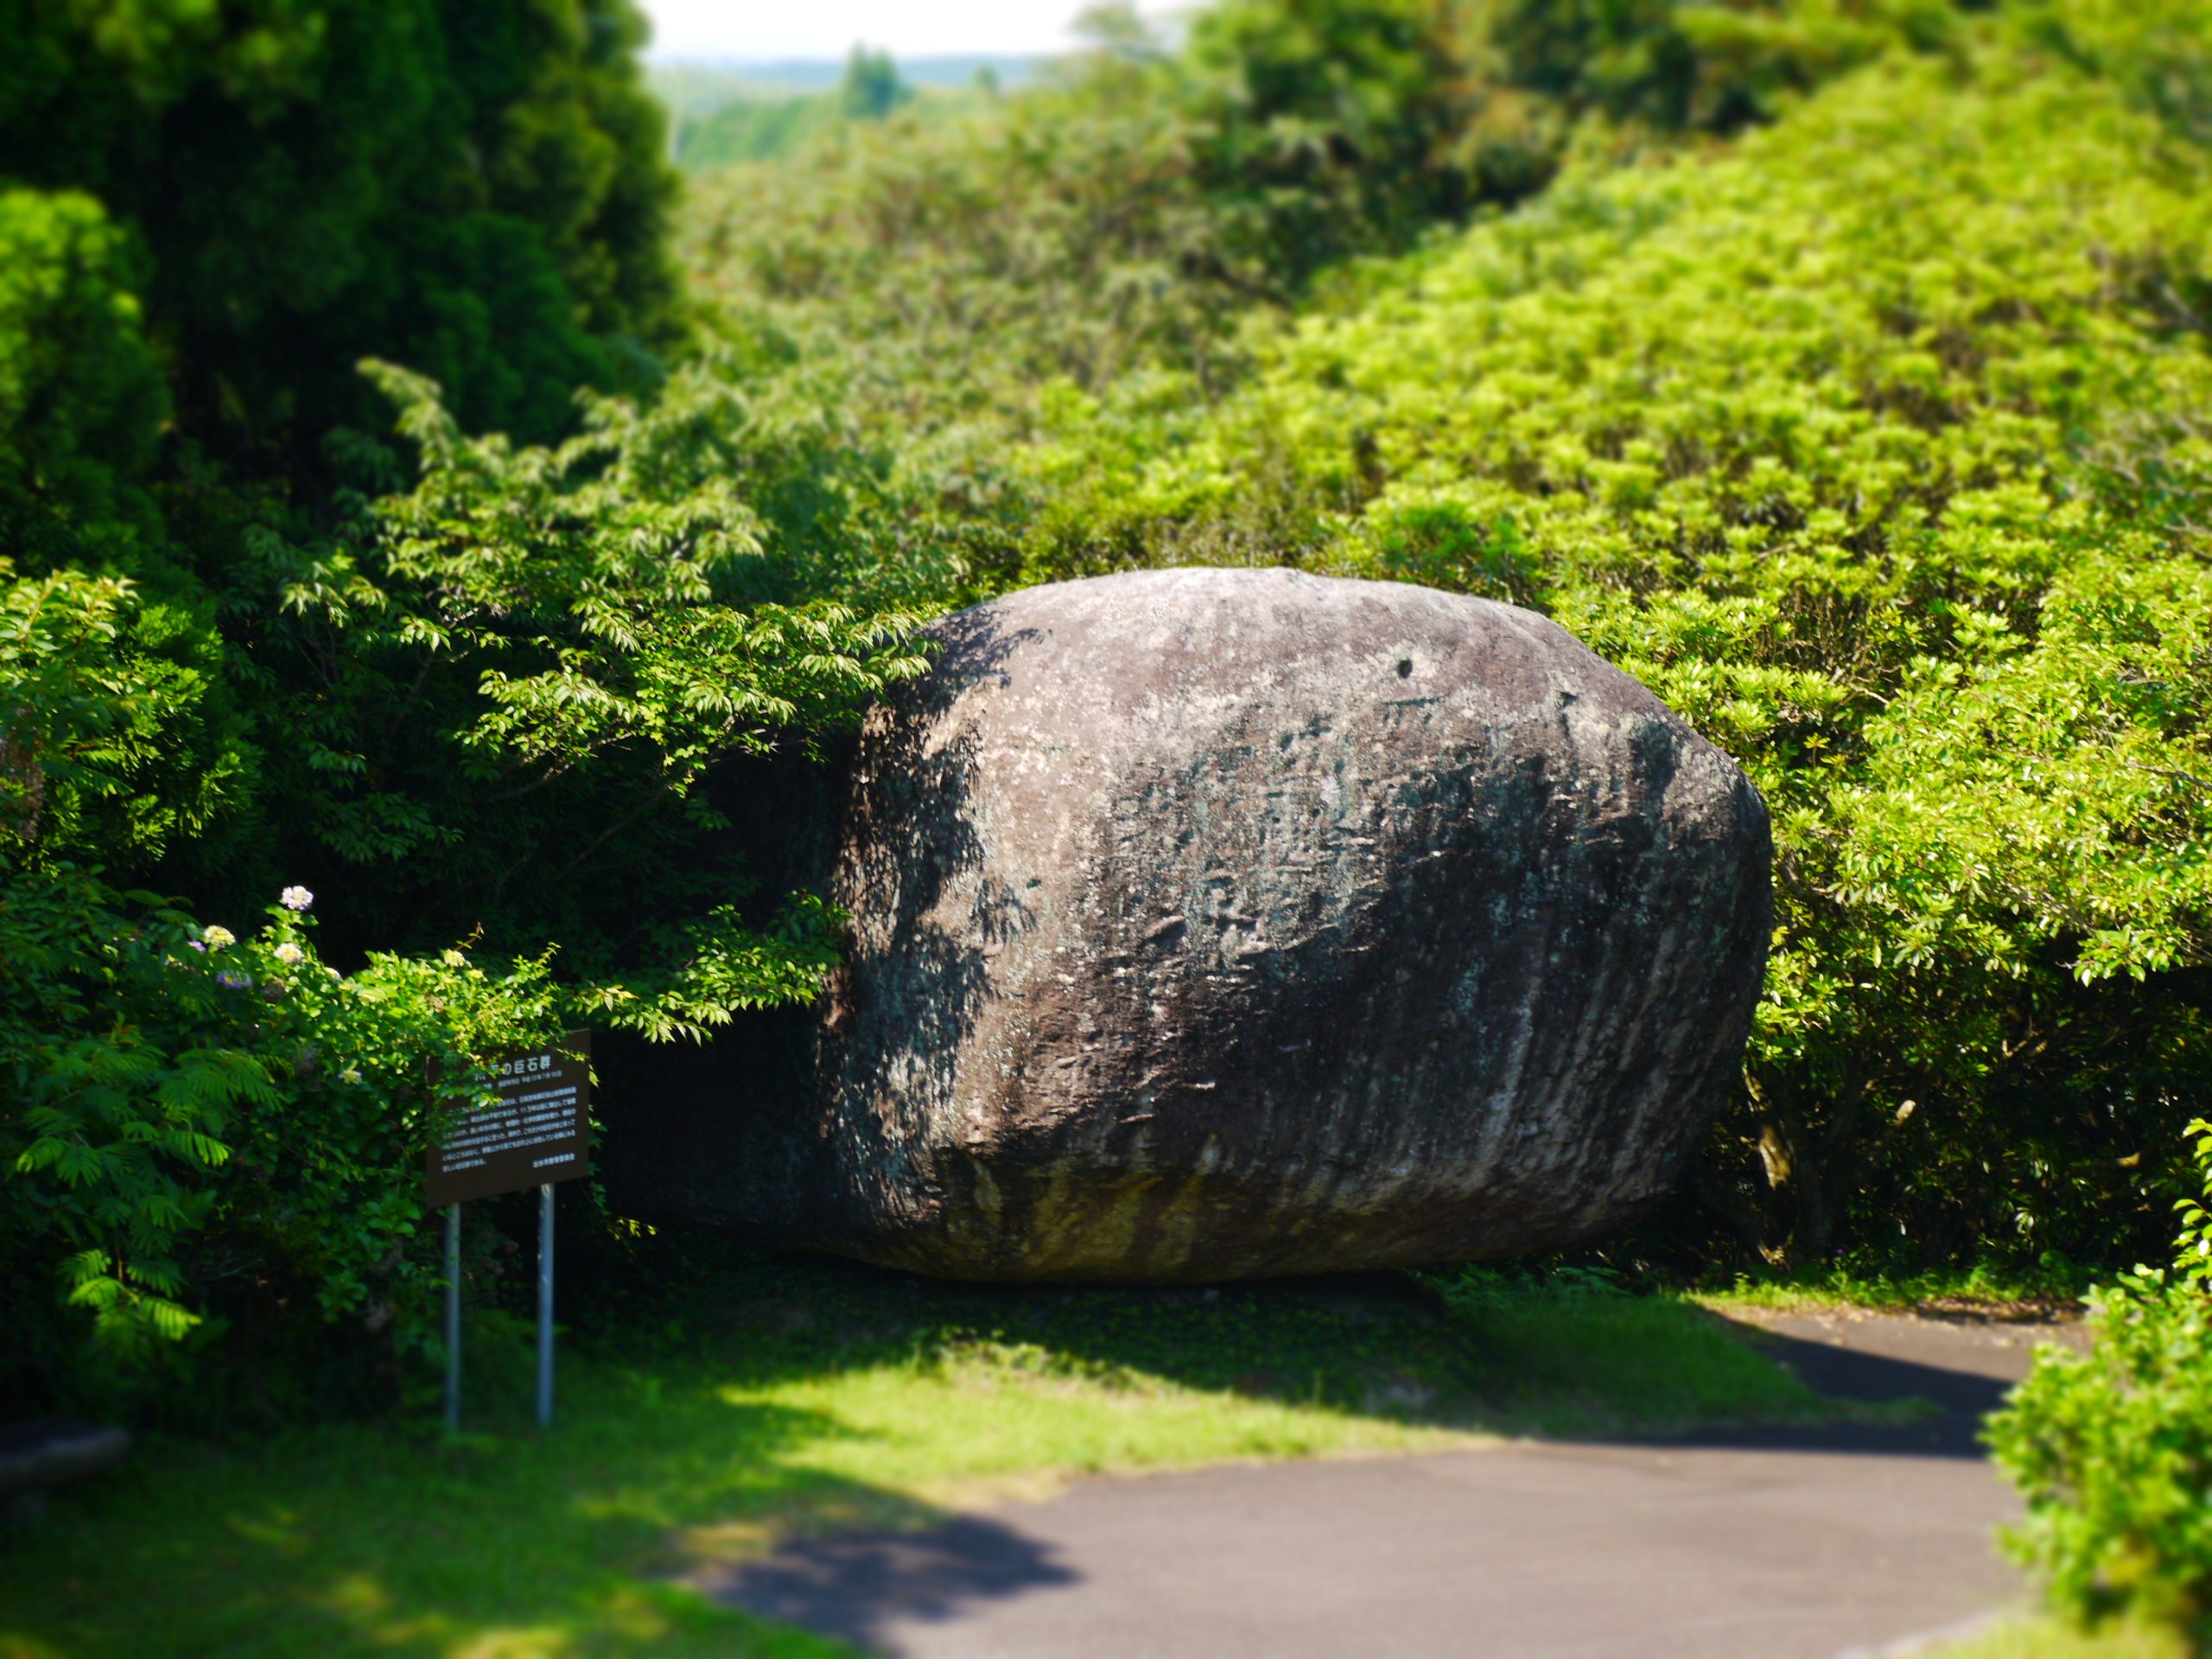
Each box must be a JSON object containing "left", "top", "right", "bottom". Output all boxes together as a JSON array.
[
  {"left": 445, "top": 1203, "right": 462, "bottom": 1432},
  {"left": 426, "top": 1032, "right": 592, "bottom": 1433},
  {"left": 537, "top": 1183, "right": 556, "bottom": 1428}
]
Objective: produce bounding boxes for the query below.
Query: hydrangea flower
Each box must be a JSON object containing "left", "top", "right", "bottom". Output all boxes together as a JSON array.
[
  {"left": 203, "top": 925, "right": 237, "bottom": 949},
  {"left": 273, "top": 942, "right": 306, "bottom": 966},
  {"left": 216, "top": 969, "right": 253, "bottom": 991},
  {"left": 442, "top": 949, "right": 467, "bottom": 968},
  {"left": 281, "top": 886, "right": 315, "bottom": 912},
  {"left": 341, "top": 1067, "right": 363, "bottom": 1086}
]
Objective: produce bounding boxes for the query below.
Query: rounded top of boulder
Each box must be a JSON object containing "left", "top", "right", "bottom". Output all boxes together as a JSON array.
[{"left": 921, "top": 565, "right": 1686, "bottom": 747}]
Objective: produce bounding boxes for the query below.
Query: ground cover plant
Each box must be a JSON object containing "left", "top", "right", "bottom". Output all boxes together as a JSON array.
[
  {"left": 0, "top": 1254, "right": 1824, "bottom": 1657},
  {"left": 1988, "top": 1120, "right": 2212, "bottom": 1649}
]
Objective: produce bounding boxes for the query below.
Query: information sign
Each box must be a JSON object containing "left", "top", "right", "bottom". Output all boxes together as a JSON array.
[
  {"left": 427, "top": 1032, "right": 592, "bottom": 1206},
  {"left": 429, "top": 1032, "right": 593, "bottom": 1431}
]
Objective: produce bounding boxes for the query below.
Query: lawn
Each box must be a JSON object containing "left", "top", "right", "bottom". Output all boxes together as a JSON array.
[
  {"left": 1693, "top": 1262, "right": 2090, "bottom": 1322},
  {"left": 0, "top": 1252, "right": 1829, "bottom": 1658}
]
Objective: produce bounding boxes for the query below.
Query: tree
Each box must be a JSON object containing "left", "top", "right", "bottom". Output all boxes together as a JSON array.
[
  {"left": 0, "top": 189, "right": 168, "bottom": 575},
  {"left": 840, "top": 47, "right": 912, "bottom": 122},
  {"left": 0, "top": 0, "right": 683, "bottom": 484}
]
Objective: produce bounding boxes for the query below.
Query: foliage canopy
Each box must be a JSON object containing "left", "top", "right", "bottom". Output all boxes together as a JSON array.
[
  {"left": 3, "top": 0, "right": 2209, "bottom": 1420},
  {"left": 982, "top": 19, "right": 2212, "bottom": 1270}
]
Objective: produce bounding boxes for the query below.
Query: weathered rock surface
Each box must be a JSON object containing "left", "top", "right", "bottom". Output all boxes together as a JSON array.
[{"left": 787, "top": 567, "right": 1772, "bottom": 1281}]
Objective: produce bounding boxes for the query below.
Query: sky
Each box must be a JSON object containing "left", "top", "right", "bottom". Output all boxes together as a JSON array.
[{"left": 638, "top": 0, "right": 1136, "bottom": 61}]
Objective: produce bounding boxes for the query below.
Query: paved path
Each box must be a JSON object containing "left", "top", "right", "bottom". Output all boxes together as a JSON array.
[{"left": 704, "top": 1311, "right": 2082, "bottom": 1658}]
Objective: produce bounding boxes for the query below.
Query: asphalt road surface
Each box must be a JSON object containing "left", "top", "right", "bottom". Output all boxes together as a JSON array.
[{"left": 704, "top": 1311, "right": 2082, "bottom": 1659}]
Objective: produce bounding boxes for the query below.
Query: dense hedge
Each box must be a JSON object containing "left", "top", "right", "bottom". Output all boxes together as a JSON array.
[
  {"left": 995, "top": 21, "right": 2212, "bottom": 1269},
  {"left": 1991, "top": 1120, "right": 2212, "bottom": 1646}
]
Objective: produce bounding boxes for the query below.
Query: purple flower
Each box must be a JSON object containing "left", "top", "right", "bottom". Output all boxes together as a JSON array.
[{"left": 216, "top": 969, "right": 254, "bottom": 991}]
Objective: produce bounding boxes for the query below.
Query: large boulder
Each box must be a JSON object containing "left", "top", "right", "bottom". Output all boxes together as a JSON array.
[{"left": 792, "top": 568, "right": 1771, "bottom": 1281}]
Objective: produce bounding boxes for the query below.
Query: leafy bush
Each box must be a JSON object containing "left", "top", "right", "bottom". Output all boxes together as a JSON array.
[
  {"left": 682, "top": 0, "right": 1950, "bottom": 452},
  {"left": 1989, "top": 1124, "right": 2212, "bottom": 1646},
  {"left": 1468, "top": 0, "right": 1959, "bottom": 137},
  {"left": 0, "top": 568, "right": 563, "bottom": 1413},
  {"left": 1004, "top": 22, "right": 2212, "bottom": 1271},
  {"left": 0, "top": 364, "right": 931, "bottom": 1412},
  {"left": 1179, "top": 0, "right": 1484, "bottom": 272},
  {"left": 677, "top": 0, "right": 1963, "bottom": 623},
  {"left": 0, "top": 868, "right": 568, "bottom": 1414},
  {"left": 262, "top": 362, "right": 931, "bottom": 992}
]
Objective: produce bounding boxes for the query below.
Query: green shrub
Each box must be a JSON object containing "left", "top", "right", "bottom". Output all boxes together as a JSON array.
[
  {"left": 0, "top": 365, "right": 931, "bottom": 1413},
  {"left": 0, "top": 866, "right": 569, "bottom": 1414},
  {"left": 261, "top": 362, "right": 931, "bottom": 985},
  {"left": 1989, "top": 1124, "right": 2212, "bottom": 1646},
  {"left": 1468, "top": 0, "right": 1959, "bottom": 137},
  {"left": 1007, "top": 21, "right": 2212, "bottom": 1271},
  {"left": 0, "top": 563, "right": 565, "bottom": 1413},
  {"left": 681, "top": 0, "right": 1950, "bottom": 455}
]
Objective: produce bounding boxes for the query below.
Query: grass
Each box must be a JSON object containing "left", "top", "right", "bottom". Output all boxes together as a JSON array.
[
  {"left": 1927, "top": 1615, "right": 2194, "bottom": 1658},
  {"left": 1692, "top": 1261, "right": 2093, "bottom": 1321},
  {"left": 0, "top": 1249, "right": 1834, "bottom": 1658}
]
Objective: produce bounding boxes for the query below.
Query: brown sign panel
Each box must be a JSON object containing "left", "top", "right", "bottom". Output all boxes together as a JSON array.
[{"left": 426, "top": 1032, "right": 592, "bottom": 1205}]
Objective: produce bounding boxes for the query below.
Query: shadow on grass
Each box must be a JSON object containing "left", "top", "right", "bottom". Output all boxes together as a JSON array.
[
  {"left": 1640, "top": 1319, "right": 2008, "bottom": 1459},
  {"left": 1, "top": 1240, "right": 2007, "bottom": 1658},
  {"left": 619, "top": 1246, "right": 2000, "bottom": 1649},
  {"left": 587, "top": 1241, "right": 1915, "bottom": 1445},
  {"left": 0, "top": 1389, "right": 904, "bottom": 1657}
]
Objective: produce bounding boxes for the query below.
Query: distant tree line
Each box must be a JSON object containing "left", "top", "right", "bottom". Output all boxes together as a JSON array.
[{"left": 669, "top": 46, "right": 929, "bottom": 172}]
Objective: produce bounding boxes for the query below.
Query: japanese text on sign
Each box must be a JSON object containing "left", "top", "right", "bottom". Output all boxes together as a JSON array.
[{"left": 426, "top": 1032, "right": 592, "bottom": 1205}]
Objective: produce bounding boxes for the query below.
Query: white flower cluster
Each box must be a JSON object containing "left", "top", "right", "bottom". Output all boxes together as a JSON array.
[
  {"left": 281, "top": 886, "right": 315, "bottom": 912},
  {"left": 273, "top": 942, "right": 306, "bottom": 966},
  {"left": 202, "top": 925, "right": 237, "bottom": 949}
]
